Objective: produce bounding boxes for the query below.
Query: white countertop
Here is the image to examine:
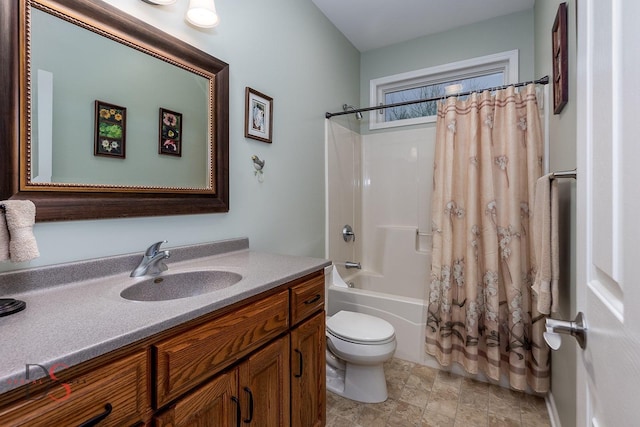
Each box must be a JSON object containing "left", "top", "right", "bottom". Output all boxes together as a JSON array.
[{"left": 0, "top": 239, "right": 330, "bottom": 394}]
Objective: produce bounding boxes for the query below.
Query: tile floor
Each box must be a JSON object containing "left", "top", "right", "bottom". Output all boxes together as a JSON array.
[{"left": 326, "top": 358, "right": 552, "bottom": 427}]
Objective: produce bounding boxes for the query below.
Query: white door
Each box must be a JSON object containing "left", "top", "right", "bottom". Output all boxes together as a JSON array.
[{"left": 576, "top": 0, "right": 640, "bottom": 425}]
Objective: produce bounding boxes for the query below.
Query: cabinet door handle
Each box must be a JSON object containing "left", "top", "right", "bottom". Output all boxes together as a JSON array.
[
  {"left": 294, "top": 349, "right": 304, "bottom": 378},
  {"left": 243, "top": 386, "right": 254, "bottom": 423},
  {"left": 304, "top": 294, "right": 321, "bottom": 305},
  {"left": 78, "top": 403, "right": 112, "bottom": 427},
  {"left": 231, "top": 396, "right": 241, "bottom": 427}
]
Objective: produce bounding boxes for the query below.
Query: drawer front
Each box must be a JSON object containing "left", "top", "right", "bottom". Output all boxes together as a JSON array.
[
  {"left": 0, "top": 351, "right": 149, "bottom": 427},
  {"left": 154, "top": 290, "right": 289, "bottom": 407},
  {"left": 290, "top": 274, "right": 325, "bottom": 325}
]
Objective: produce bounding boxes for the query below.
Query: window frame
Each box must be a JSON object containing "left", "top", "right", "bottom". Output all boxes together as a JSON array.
[{"left": 368, "top": 50, "right": 519, "bottom": 130}]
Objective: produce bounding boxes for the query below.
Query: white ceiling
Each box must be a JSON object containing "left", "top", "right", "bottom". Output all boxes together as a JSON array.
[{"left": 311, "top": 0, "right": 535, "bottom": 52}]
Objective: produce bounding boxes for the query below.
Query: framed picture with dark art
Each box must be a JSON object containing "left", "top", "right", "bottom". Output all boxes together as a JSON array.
[
  {"left": 245, "top": 87, "right": 273, "bottom": 143},
  {"left": 94, "top": 100, "right": 126, "bottom": 158},
  {"left": 159, "top": 108, "right": 183, "bottom": 156},
  {"left": 552, "top": 2, "right": 568, "bottom": 114}
]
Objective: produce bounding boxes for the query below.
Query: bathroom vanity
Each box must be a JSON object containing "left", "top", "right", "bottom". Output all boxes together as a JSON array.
[{"left": 0, "top": 238, "right": 329, "bottom": 426}]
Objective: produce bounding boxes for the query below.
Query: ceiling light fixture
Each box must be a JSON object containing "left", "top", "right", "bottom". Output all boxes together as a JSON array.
[
  {"left": 142, "top": 0, "right": 219, "bottom": 29},
  {"left": 186, "top": 0, "right": 219, "bottom": 28},
  {"left": 144, "top": 0, "right": 178, "bottom": 5}
]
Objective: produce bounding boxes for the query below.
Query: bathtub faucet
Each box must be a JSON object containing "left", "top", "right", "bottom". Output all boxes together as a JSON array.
[{"left": 344, "top": 261, "right": 361, "bottom": 269}]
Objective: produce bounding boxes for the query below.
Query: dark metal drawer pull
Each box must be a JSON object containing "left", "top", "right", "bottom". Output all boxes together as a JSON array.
[
  {"left": 294, "top": 349, "right": 304, "bottom": 378},
  {"left": 78, "top": 403, "right": 112, "bottom": 427},
  {"left": 231, "top": 396, "right": 241, "bottom": 427},
  {"left": 243, "top": 386, "right": 254, "bottom": 423},
  {"left": 304, "top": 294, "right": 321, "bottom": 305}
]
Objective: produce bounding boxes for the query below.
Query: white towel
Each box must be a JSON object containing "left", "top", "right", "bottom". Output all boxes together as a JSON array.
[
  {"left": 0, "top": 209, "right": 9, "bottom": 261},
  {"left": 1, "top": 200, "right": 40, "bottom": 263},
  {"left": 531, "top": 174, "right": 559, "bottom": 315}
]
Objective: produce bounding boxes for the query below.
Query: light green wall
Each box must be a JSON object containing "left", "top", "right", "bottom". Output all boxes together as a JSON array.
[
  {"left": 535, "top": 2, "right": 577, "bottom": 427},
  {"left": 359, "top": 9, "right": 535, "bottom": 134},
  {"left": 0, "top": 0, "right": 359, "bottom": 272}
]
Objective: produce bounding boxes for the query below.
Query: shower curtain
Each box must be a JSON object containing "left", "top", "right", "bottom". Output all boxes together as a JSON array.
[{"left": 426, "top": 84, "right": 549, "bottom": 393}]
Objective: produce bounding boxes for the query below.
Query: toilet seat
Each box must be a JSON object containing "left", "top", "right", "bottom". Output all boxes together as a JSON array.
[{"left": 326, "top": 311, "right": 395, "bottom": 345}]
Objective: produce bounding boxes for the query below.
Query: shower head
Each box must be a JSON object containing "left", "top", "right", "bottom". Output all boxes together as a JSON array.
[{"left": 342, "top": 104, "right": 363, "bottom": 120}]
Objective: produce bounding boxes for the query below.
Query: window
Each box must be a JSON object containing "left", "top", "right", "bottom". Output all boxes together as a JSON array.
[{"left": 369, "top": 50, "right": 518, "bottom": 129}]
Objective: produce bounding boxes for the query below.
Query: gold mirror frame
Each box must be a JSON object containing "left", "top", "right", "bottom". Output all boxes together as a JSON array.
[{"left": 0, "top": 0, "right": 229, "bottom": 221}]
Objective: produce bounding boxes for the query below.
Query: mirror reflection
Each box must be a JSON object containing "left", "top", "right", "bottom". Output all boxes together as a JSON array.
[
  {"left": 0, "top": 0, "right": 230, "bottom": 221},
  {"left": 26, "top": 2, "right": 214, "bottom": 191}
]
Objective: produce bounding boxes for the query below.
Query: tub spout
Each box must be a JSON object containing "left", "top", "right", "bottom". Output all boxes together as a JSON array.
[{"left": 344, "top": 261, "right": 361, "bottom": 269}]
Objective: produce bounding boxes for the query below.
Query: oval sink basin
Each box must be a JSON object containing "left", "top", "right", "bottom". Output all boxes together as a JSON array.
[{"left": 120, "top": 270, "right": 242, "bottom": 301}]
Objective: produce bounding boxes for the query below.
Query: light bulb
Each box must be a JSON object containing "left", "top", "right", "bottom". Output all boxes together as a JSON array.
[{"left": 186, "top": 0, "right": 219, "bottom": 28}]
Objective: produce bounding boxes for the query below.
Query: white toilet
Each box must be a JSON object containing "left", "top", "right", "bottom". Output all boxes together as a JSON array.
[{"left": 325, "top": 267, "right": 397, "bottom": 403}]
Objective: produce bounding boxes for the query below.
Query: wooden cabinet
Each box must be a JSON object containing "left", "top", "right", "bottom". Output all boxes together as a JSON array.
[
  {"left": 291, "top": 312, "right": 326, "bottom": 427},
  {"left": 155, "top": 369, "right": 238, "bottom": 427},
  {"left": 290, "top": 274, "right": 325, "bottom": 325},
  {"left": 290, "top": 275, "right": 326, "bottom": 427},
  {"left": 0, "top": 269, "right": 326, "bottom": 427},
  {"left": 153, "top": 290, "right": 289, "bottom": 408},
  {"left": 239, "top": 335, "right": 290, "bottom": 427},
  {"left": 0, "top": 351, "right": 148, "bottom": 427},
  {"left": 156, "top": 272, "right": 325, "bottom": 427},
  {"left": 157, "top": 335, "right": 291, "bottom": 427}
]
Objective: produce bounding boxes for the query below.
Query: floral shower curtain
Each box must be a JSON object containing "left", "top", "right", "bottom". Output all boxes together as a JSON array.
[{"left": 426, "top": 84, "right": 549, "bottom": 393}]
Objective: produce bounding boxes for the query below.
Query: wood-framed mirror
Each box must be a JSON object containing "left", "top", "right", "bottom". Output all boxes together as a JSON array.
[{"left": 0, "top": 0, "right": 229, "bottom": 221}]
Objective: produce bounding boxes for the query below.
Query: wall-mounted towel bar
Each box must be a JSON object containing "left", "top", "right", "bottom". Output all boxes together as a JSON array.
[{"left": 551, "top": 169, "right": 577, "bottom": 180}]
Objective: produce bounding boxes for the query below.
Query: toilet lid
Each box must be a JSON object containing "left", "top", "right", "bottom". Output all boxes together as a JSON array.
[{"left": 326, "top": 311, "right": 395, "bottom": 343}]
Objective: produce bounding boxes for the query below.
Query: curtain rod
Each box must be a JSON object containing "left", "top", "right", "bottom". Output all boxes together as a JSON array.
[{"left": 325, "top": 75, "right": 550, "bottom": 119}]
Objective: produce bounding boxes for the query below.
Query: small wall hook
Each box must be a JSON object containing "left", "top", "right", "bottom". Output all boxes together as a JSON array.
[{"left": 251, "top": 155, "right": 265, "bottom": 182}]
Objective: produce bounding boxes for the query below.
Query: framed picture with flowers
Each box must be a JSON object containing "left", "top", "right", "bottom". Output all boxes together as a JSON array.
[
  {"left": 94, "top": 100, "right": 126, "bottom": 158},
  {"left": 159, "top": 108, "right": 183, "bottom": 156}
]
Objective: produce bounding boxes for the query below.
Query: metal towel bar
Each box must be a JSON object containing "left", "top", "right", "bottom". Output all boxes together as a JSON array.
[{"left": 551, "top": 169, "right": 577, "bottom": 180}]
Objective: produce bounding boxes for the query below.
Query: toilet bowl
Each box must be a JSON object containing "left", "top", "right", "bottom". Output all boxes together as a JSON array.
[{"left": 325, "top": 310, "right": 397, "bottom": 403}]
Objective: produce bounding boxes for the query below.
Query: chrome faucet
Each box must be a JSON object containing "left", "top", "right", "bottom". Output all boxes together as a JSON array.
[
  {"left": 344, "top": 261, "right": 361, "bottom": 269},
  {"left": 130, "top": 241, "right": 171, "bottom": 277}
]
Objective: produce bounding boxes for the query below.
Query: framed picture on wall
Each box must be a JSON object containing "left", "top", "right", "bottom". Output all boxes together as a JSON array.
[
  {"left": 159, "top": 108, "right": 183, "bottom": 156},
  {"left": 94, "top": 100, "right": 126, "bottom": 158},
  {"left": 245, "top": 87, "right": 273, "bottom": 143},
  {"left": 552, "top": 2, "right": 568, "bottom": 114}
]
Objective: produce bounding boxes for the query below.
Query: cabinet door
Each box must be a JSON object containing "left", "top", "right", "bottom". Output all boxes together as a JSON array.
[
  {"left": 155, "top": 369, "right": 239, "bottom": 427},
  {"left": 239, "top": 336, "right": 290, "bottom": 427},
  {"left": 290, "top": 312, "right": 326, "bottom": 427}
]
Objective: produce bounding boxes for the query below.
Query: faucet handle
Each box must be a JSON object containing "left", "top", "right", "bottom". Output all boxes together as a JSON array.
[
  {"left": 145, "top": 240, "right": 167, "bottom": 256},
  {"left": 342, "top": 225, "right": 355, "bottom": 242}
]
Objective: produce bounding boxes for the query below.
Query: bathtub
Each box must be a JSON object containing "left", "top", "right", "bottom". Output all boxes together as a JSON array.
[{"left": 327, "top": 270, "right": 427, "bottom": 364}]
